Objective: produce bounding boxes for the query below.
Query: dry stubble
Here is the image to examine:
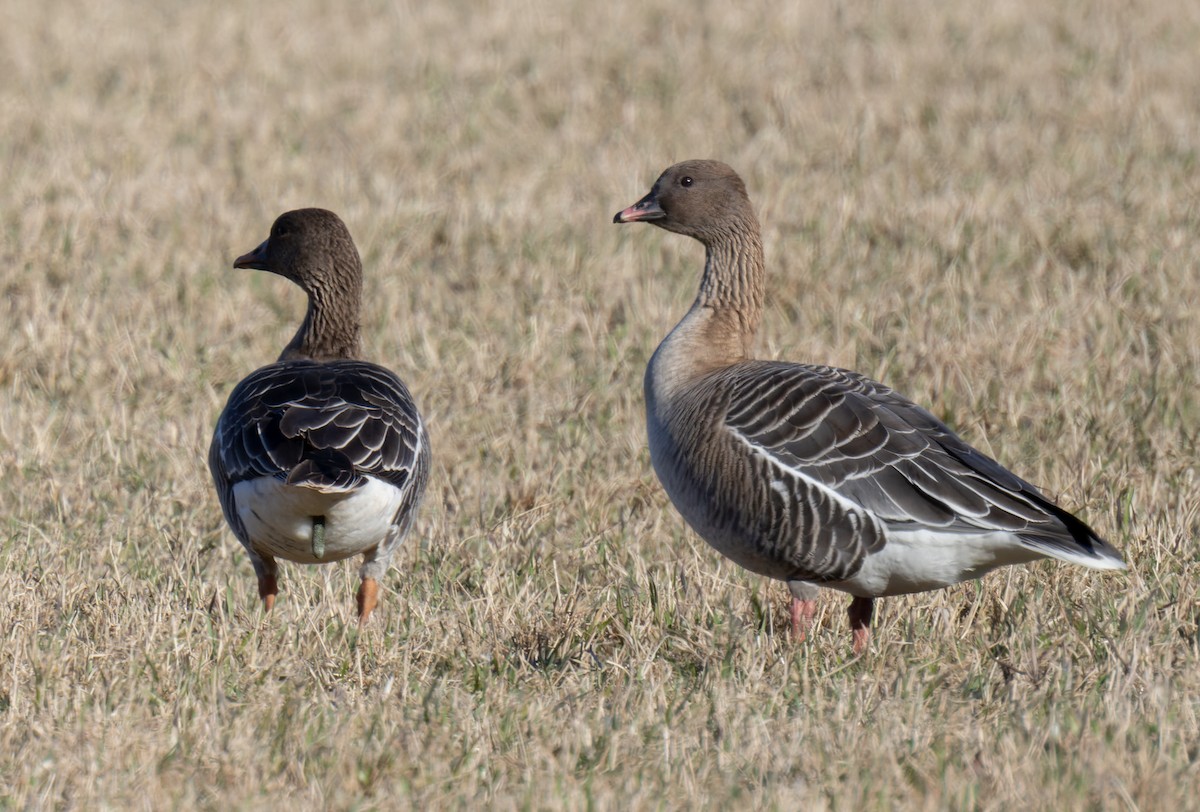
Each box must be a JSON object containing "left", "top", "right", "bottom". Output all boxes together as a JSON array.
[{"left": 0, "top": 0, "right": 1198, "bottom": 808}]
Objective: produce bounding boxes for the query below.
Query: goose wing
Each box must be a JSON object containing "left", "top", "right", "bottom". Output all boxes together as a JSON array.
[{"left": 719, "top": 361, "right": 1115, "bottom": 574}]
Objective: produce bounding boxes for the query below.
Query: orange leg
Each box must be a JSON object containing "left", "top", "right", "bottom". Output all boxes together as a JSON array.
[
  {"left": 849, "top": 597, "right": 874, "bottom": 654},
  {"left": 259, "top": 573, "right": 278, "bottom": 613},
  {"left": 790, "top": 596, "right": 818, "bottom": 642},
  {"left": 356, "top": 577, "right": 379, "bottom": 624}
]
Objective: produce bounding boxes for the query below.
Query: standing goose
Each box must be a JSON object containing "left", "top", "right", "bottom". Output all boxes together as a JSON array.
[
  {"left": 209, "top": 208, "right": 429, "bottom": 623},
  {"left": 614, "top": 160, "right": 1124, "bottom": 653}
]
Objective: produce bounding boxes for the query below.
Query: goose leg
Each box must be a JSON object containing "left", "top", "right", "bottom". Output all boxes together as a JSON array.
[
  {"left": 849, "top": 596, "right": 874, "bottom": 654},
  {"left": 259, "top": 575, "right": 278, "bottom": 612},
  {"left": 356, "top": 527, "right": 406, "bottom": 626},
  {"left": 789, "top": 596, "right": 818, "bottom": 641},
  {"left": 357, "top": 577, "right": 379, "bottom": 624},
  {"left": 250, "top": 553, "right": 279, "bottom": 613},
  {"left": 787, "top": 580, "right": 820, "bottom": 641}
]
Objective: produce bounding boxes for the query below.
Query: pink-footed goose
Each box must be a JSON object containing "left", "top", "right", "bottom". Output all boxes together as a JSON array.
[
  {"left": 209, "top": 208, "right": 430, "bottom": 623},
  {"left": 614, "top": 160, "right": 1124, "bottom": 653}
]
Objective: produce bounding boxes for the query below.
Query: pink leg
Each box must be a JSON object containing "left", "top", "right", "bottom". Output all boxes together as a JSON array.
[
  {"left": 790, "top": 596, "right": 818, "bottom": 641},
  {"left": 849, "top": 597, "right": 874, "bottom": 654}
]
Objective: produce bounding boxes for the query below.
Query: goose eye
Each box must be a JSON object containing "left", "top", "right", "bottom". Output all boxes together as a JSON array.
[{"left": 680, "top": 177, "right": 693, "bottom": 187}]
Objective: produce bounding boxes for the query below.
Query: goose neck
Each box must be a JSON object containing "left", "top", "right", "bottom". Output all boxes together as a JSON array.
[
  {"left": 280, "top": 278, "right": 362, "bottom": 362},
  {"left": 696, "top": 230, "right": 765, "bottom": 341}
]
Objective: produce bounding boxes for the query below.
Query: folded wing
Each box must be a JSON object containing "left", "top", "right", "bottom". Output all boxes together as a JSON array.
[
  {"left": 209, "top": 359, "right": 426, "bottom": 541},
  {"left": 719, "top": 361, "right": 1120, "bottom": 578}
]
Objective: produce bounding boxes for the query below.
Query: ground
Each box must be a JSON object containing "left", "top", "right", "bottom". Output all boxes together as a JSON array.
[{"left": 0, "top": 0, "right": 1197, "bottom": 807}]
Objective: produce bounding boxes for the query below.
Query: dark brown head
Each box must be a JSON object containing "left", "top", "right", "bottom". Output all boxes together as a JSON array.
[
  {"left": 613, "top": 160, "right": 756, "bottom": 245},
  {"left": 234, "top": 208, "right": 362, "bottom": 294},
  {"left": 234, "top": 208, "right": 364, "bottom": 361}
]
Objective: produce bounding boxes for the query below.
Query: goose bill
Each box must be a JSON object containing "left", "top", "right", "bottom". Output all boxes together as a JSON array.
[
  {"left": 233, "top": 239, "right": 270, "bottom": 270},
  {"left": 613, "top": 194, "right": 665, "bottom": 224}
]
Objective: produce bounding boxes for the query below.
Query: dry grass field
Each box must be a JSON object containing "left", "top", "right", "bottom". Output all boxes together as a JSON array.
[{"left": 1, "top": 0, "right": 1198, "bottom": 807}]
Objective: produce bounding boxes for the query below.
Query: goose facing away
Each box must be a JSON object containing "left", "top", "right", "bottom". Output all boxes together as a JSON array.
[
  {"left": 613, "top": 160, "right": 1124, "bottom": 653},
  {"left": 209, "top": 208, "right": 430, "bottom": 623}
]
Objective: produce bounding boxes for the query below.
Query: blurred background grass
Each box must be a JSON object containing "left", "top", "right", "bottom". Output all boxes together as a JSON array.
[{"left": 0, "top": 0, "right": 1197, "bottom": 807}]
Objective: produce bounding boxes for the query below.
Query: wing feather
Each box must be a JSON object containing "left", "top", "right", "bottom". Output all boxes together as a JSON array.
[
  {"left": 209, "top": 359, "right": 428, "bottom": 542},
  {"left": 709, "top": 360, "right": 1114, "bottom": 577}
]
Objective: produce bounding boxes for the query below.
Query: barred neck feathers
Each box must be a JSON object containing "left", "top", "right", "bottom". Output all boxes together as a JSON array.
[
  {"left": 696, "top": 222, "right": 766, "bottom": 358},
  {"left": 283, "top": 264, "right": 362, "bottom": 362}
]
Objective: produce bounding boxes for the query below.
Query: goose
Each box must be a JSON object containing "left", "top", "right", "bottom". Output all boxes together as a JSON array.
[
  {"left": 209, "top": 208, "right": 430, "bottom": 623},
  {"left": 613, "top": 160, "right": 1124, "bottom": 653}
]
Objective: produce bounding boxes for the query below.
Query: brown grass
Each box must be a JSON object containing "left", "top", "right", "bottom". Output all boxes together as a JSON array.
[{"left": 0, "top": 0, "right": 1198, "bottom": 807}]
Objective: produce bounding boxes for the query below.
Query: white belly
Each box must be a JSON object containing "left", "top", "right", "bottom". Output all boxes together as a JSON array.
[
  {"left": 829, "top": 529, "right": 1045, "bottom": 597},
  {"left": 233, "top": 476, "right": 403, "bottom": 563}
]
